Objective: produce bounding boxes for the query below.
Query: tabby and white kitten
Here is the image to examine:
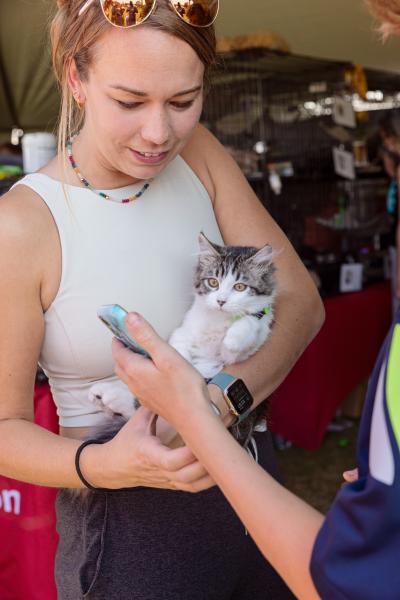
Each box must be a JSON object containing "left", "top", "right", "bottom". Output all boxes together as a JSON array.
[{"left": 88, "top": 233, "right": 277, "bottom": 445}]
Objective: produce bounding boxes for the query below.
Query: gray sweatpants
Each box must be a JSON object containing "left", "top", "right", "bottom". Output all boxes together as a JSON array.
[{"left": 55, "top": 431, "right": 295, "bottom": 600}]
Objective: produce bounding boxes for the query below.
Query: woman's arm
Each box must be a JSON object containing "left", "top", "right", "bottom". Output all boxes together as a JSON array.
[
  {"left": 113, "top": 314, "right": 323, "bottom": 600},
  {"left": 183, "top": 126, "right": 325, "bottom": 417},
  {"left": 0, "top": 187, "right": 85, "bottom": 488},
  {"left": 0, "top": 187, "right": 211, "bottom": 492}
]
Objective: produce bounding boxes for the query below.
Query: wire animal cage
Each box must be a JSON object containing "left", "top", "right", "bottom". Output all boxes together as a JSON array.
[{"left": 202, "top": 48, "right": 400, "bottom": 292}]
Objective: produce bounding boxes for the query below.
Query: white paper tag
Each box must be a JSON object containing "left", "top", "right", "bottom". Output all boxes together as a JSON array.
[
  {"left": 340, "top": 264, "right": 363, "bottom": 292},
  {"left": 333, "top": 146, "right": 356, "bottom": 180},
  {"left": 333, "top": 96, "right": 356, "bottom": 128}
]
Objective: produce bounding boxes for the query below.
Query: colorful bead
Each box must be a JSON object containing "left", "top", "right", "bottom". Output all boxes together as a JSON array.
[{"left": 66, "top": 140, "right": 150, "bottom": 204}]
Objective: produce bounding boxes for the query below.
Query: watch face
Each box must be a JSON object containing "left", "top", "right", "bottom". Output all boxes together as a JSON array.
[{"left": 226, "top": 379, "right": 253, "bottom": 414}]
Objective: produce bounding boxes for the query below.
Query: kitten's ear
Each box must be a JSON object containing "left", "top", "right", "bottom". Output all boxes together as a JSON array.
[
  {"left": 251, "top": 244, "right": 276, "bottom": 265},
  {"left": 198, "top": 232, "right": 221, "bottom": 257}
]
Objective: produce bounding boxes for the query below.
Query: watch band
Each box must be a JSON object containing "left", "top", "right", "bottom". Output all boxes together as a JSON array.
[
  {"left": 209, "top": 371, "right": 237, "bottom": 391},
  {"left": 208, "top": 372, "right": 253, "bottom": 424},
  {"left": 232, "top": 407, "right": 253, "bottom": 425}
]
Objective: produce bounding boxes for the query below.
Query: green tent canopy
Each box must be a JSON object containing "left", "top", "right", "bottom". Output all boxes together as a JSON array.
[{"left": 0, "top": 0, "right": 60, "bottom": 145}]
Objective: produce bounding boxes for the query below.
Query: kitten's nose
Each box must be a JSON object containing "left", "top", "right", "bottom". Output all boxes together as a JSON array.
[{"left": 217, "top": 300, "right": 226, "bottom": 307}]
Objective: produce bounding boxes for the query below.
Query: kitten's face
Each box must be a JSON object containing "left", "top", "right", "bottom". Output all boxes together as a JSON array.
[{"left": 194, "top": 234, "right": 276, "bottom": 316}]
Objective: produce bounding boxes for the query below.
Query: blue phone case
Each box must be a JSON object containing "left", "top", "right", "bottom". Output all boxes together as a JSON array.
[{"left": 97, "top": 304, "right": 151, "bottom": 358}]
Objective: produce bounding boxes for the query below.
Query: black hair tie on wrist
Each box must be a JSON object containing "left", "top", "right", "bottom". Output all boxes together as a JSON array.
[
  {"left": 75, "top": 439, "right": 109, "bottom": 492},
  {"left": 75, "top": 439, "right": 135, "bottom": 493}
]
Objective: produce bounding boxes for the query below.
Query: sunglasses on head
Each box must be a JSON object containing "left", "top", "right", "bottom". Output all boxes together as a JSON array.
[{"left": 79, "top": 0, "right": 219, "bottom": 28}]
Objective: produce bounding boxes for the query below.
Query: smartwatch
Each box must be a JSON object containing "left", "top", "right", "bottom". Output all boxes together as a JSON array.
[{"left": 208, "top": 372, "right": 253, "bottom": 424}]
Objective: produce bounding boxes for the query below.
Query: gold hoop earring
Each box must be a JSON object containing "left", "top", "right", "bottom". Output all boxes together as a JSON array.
[{"left": 73, "top": 94, "right": 84, "bottom": 111}]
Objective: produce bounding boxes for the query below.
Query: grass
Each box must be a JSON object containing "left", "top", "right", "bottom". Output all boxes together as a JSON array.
[{"left": 275, "top": 420, "right": 359, "bottom": 514}]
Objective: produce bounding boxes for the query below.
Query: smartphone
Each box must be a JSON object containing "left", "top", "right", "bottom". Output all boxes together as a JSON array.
[{"left": 97, "top": 304, "right": 151, "bottom": 358}]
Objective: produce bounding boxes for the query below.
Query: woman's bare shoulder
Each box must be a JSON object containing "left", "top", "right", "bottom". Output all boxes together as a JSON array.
[
  {"left": 181, "top": 124, "right": 230, "bottom": 202},
  {"left": 181, "top": 124, "right": 251, "bottom": 205},
  {"left": 0, "top": 184, "right": 59, "bottom": 298},
  {"left": 0, "top": 184, "right": 53, "bottom": 244}
]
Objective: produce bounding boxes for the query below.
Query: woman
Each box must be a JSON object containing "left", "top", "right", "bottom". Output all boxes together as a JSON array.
[{"left": 0, "top": 1, "right": 323, "bottom": 598}]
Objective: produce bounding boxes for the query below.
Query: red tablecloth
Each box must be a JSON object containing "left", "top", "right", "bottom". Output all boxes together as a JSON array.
[
  {"left": 0, "top": 383, "right": 58, "bottom": 600},
  {"left": 269, "top": 281, "right": 392, "bottom": 450}
]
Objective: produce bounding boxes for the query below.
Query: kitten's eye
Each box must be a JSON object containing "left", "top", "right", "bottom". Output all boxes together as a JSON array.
[
  {"left": 207, "top": 278, "right": 219, "bottom": 289},
  {"left": 234, "top": 283, "right": 248, "bottom": 292}
]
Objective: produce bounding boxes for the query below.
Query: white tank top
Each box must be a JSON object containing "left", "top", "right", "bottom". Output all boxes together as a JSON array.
[{"left": 14, "top": 156, "right": 223, "bottom": 427}]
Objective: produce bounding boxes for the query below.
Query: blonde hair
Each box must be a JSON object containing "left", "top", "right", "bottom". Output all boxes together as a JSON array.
[
  {"left": 50, "top": 0, "right": 217, "bottom": 168},
  {"left": 365, "top": 0, "right": 400, "bottom": 37}
]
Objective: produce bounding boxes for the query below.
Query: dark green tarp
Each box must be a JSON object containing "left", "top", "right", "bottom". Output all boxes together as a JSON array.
[{"left": 0, "top": 0, "right": 60, "bottom": 144}]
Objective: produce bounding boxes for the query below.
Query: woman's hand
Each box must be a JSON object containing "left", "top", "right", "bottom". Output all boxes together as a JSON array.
[
  {"left": 82, "top": 405, "right": 214, "bottom": 492},
  {"left": 156, "top": 415, "right": 184, "bottom": 449},
  {"left": 112, "top": 312, "right": 214, "bottom": 431}
]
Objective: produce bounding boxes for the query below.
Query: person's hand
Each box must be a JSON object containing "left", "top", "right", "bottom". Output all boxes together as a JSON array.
[
  {"left": 83, "top": 405, "right": 214, "bottom": 492},
  {"left": 342, "top": 468, "right": 359, "bottom": 484},
  {"left": 112, "top": 312, "right": 213, "bottom": 431},
  {"left": 156, "top": 415, "right": 184, "bottom": 449}
]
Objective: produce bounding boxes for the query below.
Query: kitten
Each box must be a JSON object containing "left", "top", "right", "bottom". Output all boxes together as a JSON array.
[{"left": 88, "top": 233, "right": 277, "bottom": 447}]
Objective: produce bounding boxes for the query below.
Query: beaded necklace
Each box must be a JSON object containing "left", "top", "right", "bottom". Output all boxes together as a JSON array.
[{"left": 66, "top": 141, "right": 150, "bottom": 204}]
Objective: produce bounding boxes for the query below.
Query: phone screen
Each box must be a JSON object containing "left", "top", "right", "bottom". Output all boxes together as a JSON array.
[{"left": 97, "top": 304, "right": 151, "bottom": 358}]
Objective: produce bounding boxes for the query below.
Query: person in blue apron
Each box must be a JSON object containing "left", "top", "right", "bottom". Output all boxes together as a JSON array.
[
  {"left": 309, "top": 307, "right": 400, "bottom": 599},
  {"left": 112, "top": 305, "right": 400, "bottom": 600}
]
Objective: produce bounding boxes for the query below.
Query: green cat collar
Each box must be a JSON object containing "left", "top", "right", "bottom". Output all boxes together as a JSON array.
[
  {"left": 231, "top": 306, "right": 271, "bottom": 323},
  {"left": 208, "top": 372, "right": 253, "bottom": 424}
]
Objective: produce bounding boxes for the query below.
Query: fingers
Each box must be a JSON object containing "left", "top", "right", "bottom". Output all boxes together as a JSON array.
[
  {"left": 148, "top": 412, "right": 158, "bottom": 436},
  {"left": 123, "top": 405, "right": 158, "bottom": 435},
  {"left": 110, "top": 416, "right": 212, "bottom": 492},
  {"left": 112, "top": 337, "right": 151, "bottom": 375},
  {"left": 124, "top": 312, "right": 172, "bottom": 364},
  {"left": 160, "top": 445, "right": 199, "bottom": 472},
  {"left": 157, "top": 446, "right": 214, "bottom": 491},
  {"left": 168, "top": 456, "right": 210, "bottom": 484},
  {"left": 151, "top": 474, "right": 215, "bottom": 493},
  {"left": 122, "top": 313, "right": 196, "bottom": 376},
  {"left": 141, "top": 437, "right": 210, "bottom": 482},
  {"left": 137, "top": 434, "right": 197, "bottom": 471},
  {"left": 136, "top": 437, "right": 213, "bottom": 491},
  {"left": 175, "top": 474, "right": 216, "bottom": 493},
  {"left": 343, "top": 468, "right": 359, "bottom": 483}
]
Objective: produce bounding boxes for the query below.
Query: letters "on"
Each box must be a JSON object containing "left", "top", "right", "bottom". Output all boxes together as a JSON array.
[{"left": 0, "top": 489, "right": 21, "bottom": 515}]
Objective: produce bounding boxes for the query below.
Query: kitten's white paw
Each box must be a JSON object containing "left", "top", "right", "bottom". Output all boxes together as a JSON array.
[
  {"left": 88, "top": 382, "right": 136, "bottom": 419},
  {"left": 223, "top": 330, "right": 249, "bottom": 354},
  {"left": 220, "top": 348, "right": 241, "bottom": 366}
]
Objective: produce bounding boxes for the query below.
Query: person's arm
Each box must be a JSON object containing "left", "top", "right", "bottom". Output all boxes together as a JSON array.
[
  {"left": 182, "top": 410, "right": 323, "bottom": 600},
  {"left": 0, "top": 186, "right": 85, "bottom": 488},
  {"left": 0, "top": 186, "right": 211, "bottom": 493},
  {"left": 113, "top": 314, "right": 323, "bottom": 600},
  {"left": 183, "top": 125, "right": 325, "bottom": 418}
]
